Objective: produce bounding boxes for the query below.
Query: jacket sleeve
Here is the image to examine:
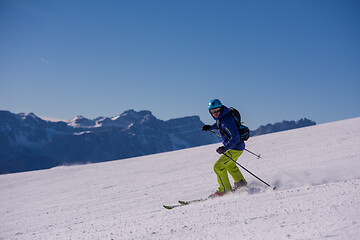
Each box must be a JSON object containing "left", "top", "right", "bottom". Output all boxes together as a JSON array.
[
  {"left": 209, "top": 122, "right": 218, "bottom": 131},
  {"left": 222, "top": 115, "right": 241, "bottom": 151}
]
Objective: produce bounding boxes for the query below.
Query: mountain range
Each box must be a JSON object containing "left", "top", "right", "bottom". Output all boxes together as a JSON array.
[
  {"left": 0, "top": 110, "right": 315, "bottom": 174},
  {"left": 251, "top": 118, "right": 316, "bottom": 136}
]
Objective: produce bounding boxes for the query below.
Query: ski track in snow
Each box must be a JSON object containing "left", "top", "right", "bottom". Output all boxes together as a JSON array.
[{"left": 0, "top": 117, "right": 360, "bottom": 240}]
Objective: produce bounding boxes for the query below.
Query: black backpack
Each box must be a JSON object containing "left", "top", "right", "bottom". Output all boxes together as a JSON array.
[{"left": 218, "top": 107, "right": 250, "bottom": 141}]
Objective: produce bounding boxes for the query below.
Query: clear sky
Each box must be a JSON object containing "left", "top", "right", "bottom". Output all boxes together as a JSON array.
[{"left": 1, "top": 0, "right": 359, "bottom": 129}]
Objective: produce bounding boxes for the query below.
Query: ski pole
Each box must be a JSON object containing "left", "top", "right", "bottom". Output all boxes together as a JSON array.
[
  {"left": 207, "top": 130, "right": 262, "bottom": 159},
  {"left": 208, "top": 129, "right": 221, "bottom": 137},
  {"left": 245, "top": 149, "right": 261, "bottom": 159},
  {"left": 223, "top": 152, "right": 276, "bottom": 190}
]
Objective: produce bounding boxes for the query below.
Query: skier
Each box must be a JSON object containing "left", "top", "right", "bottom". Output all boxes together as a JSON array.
[{"left": 202, "top": 99, "right": 247, "bottom": 198}]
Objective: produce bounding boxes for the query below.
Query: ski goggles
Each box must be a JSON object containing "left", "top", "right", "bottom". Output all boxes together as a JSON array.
[{"left": 209, "top": 107, "right": 222, "bottom": 114}]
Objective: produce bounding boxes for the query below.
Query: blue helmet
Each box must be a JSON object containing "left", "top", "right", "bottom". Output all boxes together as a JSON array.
[{"left": 208, "top": 99, "right": 222, "bottom": 109}]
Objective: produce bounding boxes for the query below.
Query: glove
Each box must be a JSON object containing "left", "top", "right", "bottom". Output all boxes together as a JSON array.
[
  {"left": 202, "top": 125, "right": 211, "bottom": 131},
  {"left": 216, "top": 146, "right": 226, "bottom": 154}
]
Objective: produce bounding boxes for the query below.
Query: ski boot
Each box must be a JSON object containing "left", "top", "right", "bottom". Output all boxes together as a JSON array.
[
  {"left": 208, "top": 190, "right": 225, "bottom": 199},
  {"left": 232, "top": 179, "right": 247, "bottom": 192}
]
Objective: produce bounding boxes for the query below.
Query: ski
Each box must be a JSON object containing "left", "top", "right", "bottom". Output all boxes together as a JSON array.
[
  {"left": 163, "top": 198, "right": 207, "bottom": 210},
  {"left": 178, "top": 198, "right": 207, "bottom": 205},
  {"left": 163, "top": 204, "right": 183, "bottom": 210},
  {"left": 163, "top": 185, "right": 266, "bottom": 210}
]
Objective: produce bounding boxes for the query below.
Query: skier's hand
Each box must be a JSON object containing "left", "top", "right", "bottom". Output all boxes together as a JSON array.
[
  {"left": 216, "top": 146, "right": 226, "bottom": 154},
  {"left": 202, "top": 125, "right": 211, "bottom": 131}
]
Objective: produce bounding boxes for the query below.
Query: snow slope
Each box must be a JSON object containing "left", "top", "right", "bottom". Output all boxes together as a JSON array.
[{"left": 1, "top": 117, "right": 360, "bottom": 240}]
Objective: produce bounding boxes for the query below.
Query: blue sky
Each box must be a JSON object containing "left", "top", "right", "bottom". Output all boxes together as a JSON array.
[{"left": 1, "top": 0, "right": 359, "bottom": 129}]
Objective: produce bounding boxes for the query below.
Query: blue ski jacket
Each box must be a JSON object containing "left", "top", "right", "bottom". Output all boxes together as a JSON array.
[{"left": 209, "top": 106, "right": 245, "bottom": 151}]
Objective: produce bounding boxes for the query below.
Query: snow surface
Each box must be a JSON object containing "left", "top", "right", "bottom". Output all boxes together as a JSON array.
[{"left": 1, "top": 117, "right": 360, "bottom": 240}]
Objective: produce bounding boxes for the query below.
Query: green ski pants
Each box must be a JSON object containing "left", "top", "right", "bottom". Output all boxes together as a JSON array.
[{"left": 213, "top": 149, "right": 246, "bottom": 193}]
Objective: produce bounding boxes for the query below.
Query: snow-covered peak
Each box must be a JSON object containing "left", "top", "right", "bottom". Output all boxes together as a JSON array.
[
  {"left": 68, "top": 116, "right": 95, "bottom": 128},
  {"left": 117, "top": 110, "right": 154, "bottom": 123},
  {"left": 67, "top": 110, "right": 157, "bottom": 129},
  {"left": 111, "top": 115, "right": 121, "bottom": 121},
  {"left": 19, "top": 112, "right": 41, "bottom": 121}
]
